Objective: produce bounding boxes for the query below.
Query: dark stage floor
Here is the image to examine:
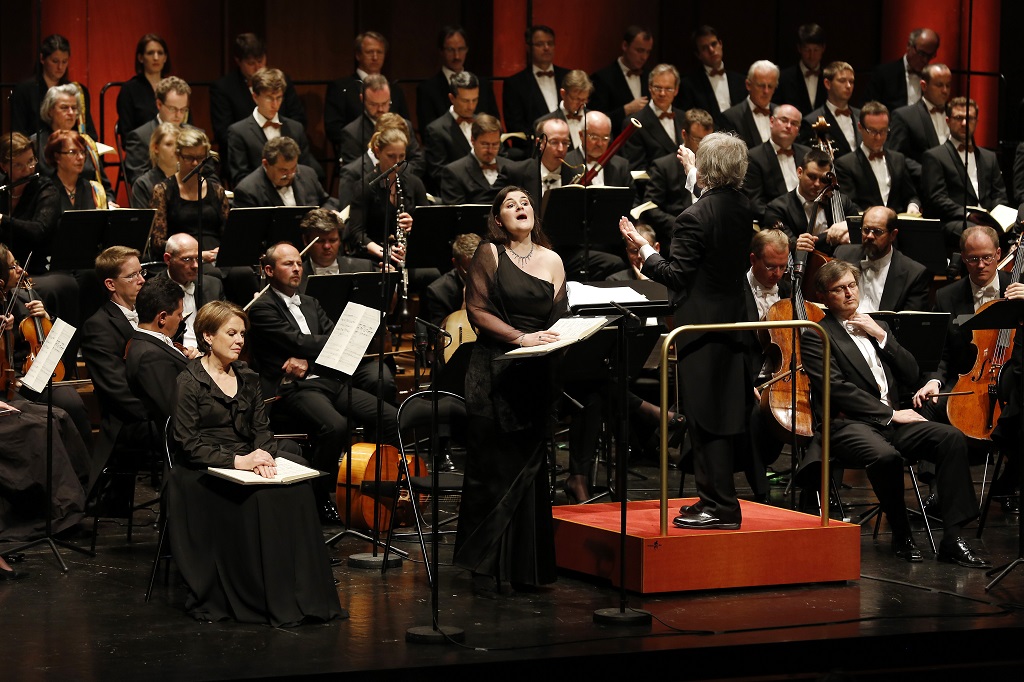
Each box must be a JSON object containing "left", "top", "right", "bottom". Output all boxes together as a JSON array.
[{"left": 4, "top": 457, "right": 1024, "bottom": 681}]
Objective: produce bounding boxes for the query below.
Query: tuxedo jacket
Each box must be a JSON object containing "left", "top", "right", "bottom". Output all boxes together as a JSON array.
[
  {"left": 832, "top": 244, "right": 930, "bottom": 312},
  {"left": 421, "top": 269, "right": 463, "bottom": 328},
  {"left": 743, "top": 141, "right": 811, "bottom": 222},
  {"left": 124, "top": 117, "right": 162, "bottom": 187},
  {"left": 505, "top": 158, "right": 552, "bottom": 206},
  {"left": 152, "top": 270, "right": 225, "bottom": 309},
  {"left": 415, "top": 71, "right": 499, "bottom": 133},
  {"left": 799, "top": 104, "right": 861, "bottom": 158},
  {"left": 833, "top": 147, "right": 921, "bottom": 214},
  {"left": 81, "top": 300, "right": 148, "bottom": 425},
  {"left": 772, "top": 64, "right": 825, "bottom": 115},
  {"left": 210, "top": 69, "right": 306, "bottom": 148},
  {"left": 502, "top": 65, "right": 569, "bottom": 137},
  {"left": 623, "top": 105, "right": 685, "bottom": 171},
  {"left": 867, "top": 58, "right": 913, "bottom": 112},
  {"left": 336, "top": 113, "right": 424, "bottom": 178},
  {"left": 125, "top": 331, "right": 188, "bottom": 422},
  {"left": 763, "top": 188, "right": 856, "bottom": 255},
  {"left": 336, "top": 153, "right": 376, "bottom": 209},
  {"left": 642, "top": 151, "right": 694, "bottom": 249},
  {"left": 423, "top": 113, "right": 474, "bottom": 190},
  {"left": 887, "top": 98, "right": 945, "bottom": 182},
  {"left": 231, "top": 164, "right": 329, "bottom": 208},
  {"left": 678, "top": 68, "right": 746, "bottom": 126},
  {"left": 589, "top": 61, "right": 650, "bottom": 134},
  {"left": 438, "top": 153, "right": 514, "bottom": 205},
  {"left": 563, "top": 148, "right": 634, "bottom": 190},
  {"left": 226, "top": 115, "right": 323, "bottom": 186},
  {"left": 921, "top": 140, "right": 1008, "bottom": 222},
  {"left": 323, "top": 74, "right": 409, "bottom": 150},
  {"left": 720, "top": 100, "right": 776, "bottom": 149}
]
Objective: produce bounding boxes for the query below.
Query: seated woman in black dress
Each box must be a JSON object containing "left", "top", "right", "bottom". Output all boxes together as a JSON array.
[
  {"left": 150, "top": 128, "right": 228, "bottom": 265},
  {"left": 10, "top": 34, "right": 97, "bottom": 141},
  {"left": 169, "top": 300, "right": 344, "bottom": 626},
  {"left": 116, "top": 34, "right": 171, "bottom": 138},
  {"left": 453, "top": 185, "right": 567, "bottom": 596},
  {"left": 130, "top": 122, "right": 179, "bottom": 209}
]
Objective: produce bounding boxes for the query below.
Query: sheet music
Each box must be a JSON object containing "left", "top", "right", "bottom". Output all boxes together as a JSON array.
[
  {"left": 315, "top": 302, "right": 379, "bottom": 376},
  {"left": 566, "top": 282, "right": 649, "bottom": 307},
  {"left": 207, "top": 456, "right": 321, "bottom": 485},
  {"left": 504, "top": 316, "right": 611, "bottom": 357},
  {"left": 21, "top": 318, "right": 75, "bottom": 394}
]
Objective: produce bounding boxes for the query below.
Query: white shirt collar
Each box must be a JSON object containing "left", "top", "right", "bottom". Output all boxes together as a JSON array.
[{"left": 253, "top": 108, "right": 280, "bottom": 127}]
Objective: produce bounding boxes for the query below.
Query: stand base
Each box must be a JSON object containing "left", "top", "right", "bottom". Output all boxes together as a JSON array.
[
  {"left": 326, "top": 528, "right": 409, "bottom": 558},
  {"left": 348, "top": 552, "right": 403, "bottom": 569},
  {"left": 7, "top": 535, "right": 95, "bottom": 573},
  {"left": 985, "top": 557, "right": 1024, "bottom": 591},
  {"left": 593, "top": 607, "right": 652, "bottom": 625},
  {"left": 405, "top": 625, "right": 465, "bottom": 644}
]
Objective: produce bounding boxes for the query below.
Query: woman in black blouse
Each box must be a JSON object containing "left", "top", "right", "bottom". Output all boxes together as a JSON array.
[
  {"left": 45, "top": 130, "right": 110, "bottom": 212},
  {"left": 10, "top": 34, "right": 97, "bottom": 140},
  {"left": 116, "top": 34, "right": 172, "bottom": 138}
]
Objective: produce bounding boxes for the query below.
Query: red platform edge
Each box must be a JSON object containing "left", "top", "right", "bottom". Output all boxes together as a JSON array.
[{"left": 552, "top": 498, "right": 861, "bottom": 593}]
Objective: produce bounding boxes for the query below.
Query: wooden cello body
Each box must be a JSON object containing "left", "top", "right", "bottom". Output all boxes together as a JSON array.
[{"left": 335, "top": 443, "right": 428, "bottom": 531}]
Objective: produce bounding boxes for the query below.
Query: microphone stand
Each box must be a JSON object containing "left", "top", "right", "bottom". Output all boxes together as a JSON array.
[
  {"left": 180, "top": 154, "right": 216, "bottom": 305},
  {"left": 580, "top": 108, "right": 591, "bottom": 282}
]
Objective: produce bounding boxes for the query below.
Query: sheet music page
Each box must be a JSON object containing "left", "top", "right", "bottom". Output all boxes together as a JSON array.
[
  {"left": 989, "top": 204, "right": 1018, "bottom": 230},
  {"left": 566, "top": 282, "right": 649, "bottom": 307},
  {"left": 315, "top": 302, "right": 378, "bottom": 375},
  {"left": 21, "top": 318, "right": 76, "bottom": 394},
  {"left": 504, "top": 316, "right": 611, "bottom": 357},
  {"left": 208, "top": 456, "right": 321, "bottom": 485}
]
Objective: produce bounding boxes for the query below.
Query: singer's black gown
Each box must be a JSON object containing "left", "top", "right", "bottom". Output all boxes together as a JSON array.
[{"left": 453, "top": 245, "right": 566, "bottom": 586}]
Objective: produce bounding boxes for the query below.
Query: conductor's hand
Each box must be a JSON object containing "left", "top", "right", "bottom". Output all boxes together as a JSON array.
[
  {"left": 676, "top": 144, "right": 695, "bottom": 176},
  {"left": 619, "top": 216, "right": 650, "bottom": 250},
  {"left": 520, "top": 330, "right": 560, "bottom": 347},
  {"left": 234, "top": 449, "right": 277, "bottom": 478},
  {"left": 912, "top": 380, "right": 941, "bottom": 408},
  {"left": 892, "top": 409, "right": 927, "bottom": 424},
  {"left": 1006, "top": 282, "right": 1024, "bottom": 300},
  {"left": 281, "top": 357, "right": 308, "bottom": 379}
]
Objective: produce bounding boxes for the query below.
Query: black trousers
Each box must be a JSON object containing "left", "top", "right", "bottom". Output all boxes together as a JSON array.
[{"left": 689, "top": 422, "right": 744, "bottom": 522}]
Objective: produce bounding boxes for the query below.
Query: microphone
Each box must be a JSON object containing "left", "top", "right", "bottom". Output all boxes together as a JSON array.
[
  {"left": 0, "top": 172, "right": 40, "bottom": 193},
  {"left": 609, "top": 300, "right": 641, "bottom": 328},
  {"left": 414, "top": 316, "right": 452, "bottom": 340},
  {"left": 792, "top": 248, "right": 809, "bottom": 280},
  {"left": 369, "top": 159, "right": 407, "bottom": 188},
  {"left": 181, "top": 153, "right": 217, "bottom": 183}
]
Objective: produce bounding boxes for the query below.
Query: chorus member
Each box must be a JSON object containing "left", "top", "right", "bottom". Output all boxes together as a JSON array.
[
  {"left": 233, "top": 137, "right": 330, "bottom": 209},
  {"left": 623, "top": 64, "right": 684, "bottom": 172},
  {"left": 130, "top": 122, "right": 179, "bottom": 209},
  {"left": 150, "top": 128, "right": 228, "bottom": 260},
  {"left": 921, "top": 97, "right": 1008, "bottom": 245},
  {"left": 335, "top": 74, "right": 423, "bottom": 176},
  {"left": 834, "top": 102, "right": 921, "bottom": 215},
  {"left": 868, "top": 28, "right": 940, "bottom": 111},
  {"left": 46, "top": 130, "right": 111, "bottom": 211},
  {"left": 10, "top": 34, "right": 97, "bottom": 140},
  {"left": 246, "top": 243, "right": 399, "bottom": 523},
  {"left": 743, "top": 104, "right": 809, "bottom": 223},
  {"left": 416, "top": 26, "right": 499, "bottom": 131},
  {"left": 720, "top": 61, "right": 779, "bottom": 149},
  {"left": 156, "top": 233, "right": 224, "bottom": 352},
  {"left": 772, "top": 24, "right": 827, "bottom": 116},
  {"left": 534, "top": 70, "right": 594, "bottom": 151},
  {"left": 421, "top": 233, "right": 481, "bottom": 328},
  {"left": 678, "top": 26, "right": 746, "bottom": 126},
  {"left": 801, "top": 259, "right": 989, "bottom": 567},
  {"left": 124, "top": 76, "right": 193, "bottom": 186},
  {"left": 589, "top": 26, "right": 653, "bottom": 134},
  {"left": 125, "top": 277, "right": 191, "bottom": 423},
  {"left": 169, "top": 300, "right": 343, "bottom": 626},
  {"left": 565, "top": 111, "right": 634, "bottom": 190},
  {"left": 887, "top": 63, "right": 953, "bottom": 183},
  {"left": 226, "top": 68, "right": 322, "bottom": 187},
  {"left": 116, "top": 34, "right": 172, "bottom": 140},
  {"left": 502, "top": 25, "right": 568, "bottom": 155},
  {"left": 35, "top": 86, "right": 111, "bottom": 193},
  {"left": 423, "top": 71, "right": 484, "bottom": 191},
  {"left": 619, "top": 132, "right": 755, "bottom": 530},
  {"left": 799, "top": 62, "right": 860, "bottom": 157},
  {"left": 642, "top": 109, "right": 714, "bottom": 249},
  {"left": 439, "top": 114, "right": 511, "bottom": 205},
  {"left": 298, "top": 209, "right": 376, "bottom": 292},
  {"left": 764, "top": 148, "right": 854, "bottom": 257},
  {"left": 454, "top": 186, "right": 566, "bottom": 594},
  {"left": 324, "top": 31, "right": 410, "bottom": 148},
  {"left": 833, "top": 206, "right": 929, "bottom": 312}
]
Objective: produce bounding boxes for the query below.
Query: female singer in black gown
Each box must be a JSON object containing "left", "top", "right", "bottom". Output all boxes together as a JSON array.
[
  {"left": 169, "top": 300, "right": 343, "bottom": 626},
  {"left": 453, "top": 186, "right": 567, "bottom": 595}
]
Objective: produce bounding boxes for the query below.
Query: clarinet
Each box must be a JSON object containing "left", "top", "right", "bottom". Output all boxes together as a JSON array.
[{"left": 393, "top": 170, "right": 411, "bottom": 321}]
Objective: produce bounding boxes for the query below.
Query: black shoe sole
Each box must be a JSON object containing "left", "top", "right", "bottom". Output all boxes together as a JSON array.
[{"left": 672, "top": 520, "right": 740, "bottom": 530}]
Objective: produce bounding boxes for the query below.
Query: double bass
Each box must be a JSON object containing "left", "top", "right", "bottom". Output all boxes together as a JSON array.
[{"left": 799, "top": 116, "right": 849, "bottom": 303}]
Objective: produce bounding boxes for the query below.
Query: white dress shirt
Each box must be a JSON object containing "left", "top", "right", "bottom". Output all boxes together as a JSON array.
[
  {"left": 449, "top": 106, "right": 472, "bottom": 145},
  {"left": 951, "top": 136, "right": 980, "bottom": 199},
  {"left": 650, "top": 101, "right": 677, "bottom": 143},
  {"left": 253, "top": 108, "right": 281, "bottom": 141},
  {"left": 802, "top": 195, "right": 828, "bottom": 234},
  {"left": 827, "top": 101, "right": 857, "bottom": 150},
  {"left": 857, "top": 247, "right": 893, "bottom": 313},
  {"left": 801, "top": 62, "right": 820, "bottom": 107},
  {"left": 533, "top": 65, "right": 559, "bottom": 112},
  {"left": 115, "top": 301, "right": 139, "bottom": 329},
  {"left": 707, "top": 64, "right": 731, "bottom": 113},
  {"left": 541, "top": 163, "right": 562, "bottom": 196},
  {"left": 925, "top": 97, "right": 950, "bottom": 141},
  {"left": 861, "top": 142, "right": 892, "bottom": 205},
  {"left": 618, "top": 58, "right": 642, "bottom": 100},
  {"left": 138, "top": 327, "right": 185, "bottom": 356},
  {"left": 747, "top": 269, "right": 780, "bottom": 319},
  {"left": 471, "top": 151, "right": 498, "bottom": 186},
  {"left": 747, "top": 98, "right": 771, "bottom": 144},
  {"left": 312, "top": 259, "right": 340, "bottom": 276},
  {"left": 970, "top": 276, "right": 1000, "bottom": 311},
  {"left": 771, "top": 140, "right": 800, "bottom": 192},
  {"left": 843, "top": 322, "right": 894, "bottom": 408},
  {"left": 904, "top": 55, "right": 923, "bottom": 106},
  {"left": 176, "top": 279, "right": 197, "bottom": 348},
  {"left": 560, "top": 102, "right": 585, "bottom": 149}
]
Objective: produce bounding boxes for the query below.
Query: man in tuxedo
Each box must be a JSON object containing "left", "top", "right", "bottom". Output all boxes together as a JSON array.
[
  {"left": 156, "top": 233, "right": 224, "bottom": 352},
  {"left": 641, "top": 108, "right": 713, "bottom": 249},
  {"left": 335, "top": 74, "right": 423, "bottom": 175},
  {"left": 416, "top": 26, "right": 499, "bottom": 132},
  {"left": 773, "top": 23, "right": 827, "bottom": 116},
  {"left": 233, "top": 136, "right": 330, "bottom": 209},
  {"left": 801, "top": 259, "right": 988, "bottom": 566},
  {"left": 764, "top": 148, "right": 854, "bottom": 256},
  {"left": 421, "top": 233, "right": 481, "bottom": 328},
  {"left": 439, "top": 113, "right": 511, "bottom": 205},
  {"left": 564, "top": 111, "right": 634, "bottom": 190},
  {"left": 534, "top": 70, "right": 594, "bottom": 152},
  {"left": 887, "top": 63, "right": 953, "bottom": 184},
  {"left": 678, "top": 25, "right": 746, "bottom": 127},
  {"left": 210, "top": 33, "right": 306, "bottom": 156},
  {"left": 623, "top": 64, "right": 684, "bottom": 171},
  {"left": 323, "top": 31, "right": 409, "bottom": 152},
  {"left": 833, "top": 206, "right": 929, "bottom": 312},
  {"left": 921, "top": 97, "right": 1009, "bottom": 244},
  {"left": 743, "top": 104, "right": 808, "bottom": 223},
  {"left": 423, "top": 71, "right": 484, "bottom": 192},
  {"left": 125, "top": 276, "right": 189, "bottom": 424},
  {"left": 502, "top": 25, "right": 568, "bottom": 154},
  {"left": 720, "top": 61, "right": 779, "bottom": 149},
  {"left": 799, "top": 61, "right": 860, "bottom": 158},
  {"left": 868, "top": 28, "right": 941, "bottom": 112},
  {"left": 247, "top": 242, "right": 399, "bottom": 524},
  {"left": 226, "top": 68, "right": 323, "bottom": 187},
  {"left": 589, "top": 25, "right": 653, "bottom": 134},
  {"left": 297, "top": 208, "right": 376, "bottom": 293},
  {"left": 124, "top": 76, "right": 191, "bottom": 186}
]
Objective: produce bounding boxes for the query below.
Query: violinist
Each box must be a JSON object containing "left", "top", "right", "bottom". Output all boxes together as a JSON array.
[{"left": 764, "top": 148, "right": 853, "bottom": 256}]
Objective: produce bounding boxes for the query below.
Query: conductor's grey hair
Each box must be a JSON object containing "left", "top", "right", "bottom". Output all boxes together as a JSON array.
[{"left": 695, "top": 132, "right": 748, "bottom": 190}]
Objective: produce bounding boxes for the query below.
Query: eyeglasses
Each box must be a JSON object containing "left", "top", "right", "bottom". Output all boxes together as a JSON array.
[
  {"left": 828, "top": 281, "right": 859, "bottom": 295},
  {"left": 59, "top": 149, "right": 86, "bottom": 158},
  {"left": 179, "top": 153, "right": 206, "bottom": 163},
  {"left": 650, "top": 85, "right": 676, "bottom": 94},
  {"left": 911, "top": 44, "right": 936, "bottom": 60},
  {"left": 162, "top": 104, "right": 189, "bottom": 115},
  {"left": 174, "top": 256, "right": 198, "bottom": 264},
  {"left": 861, "top": 227, "right": 889, "bottom": 237},
  {"left": 585, "top": 133, "right": 611, "bottom": 142},
  {"left": 963, "top": 254, "right": 997, "bottom": 265},
  {"left": 119, "top": 269, "right": 147, "bottom": 281},
  {"left": 862, "top": 126, "right": 889, "bottom": 137},
  {"left": 545, "top": 137, "right": 570, "bottom": 148},
  {"left": 12, "top": 158, "right": 37, "bottom": 171}
]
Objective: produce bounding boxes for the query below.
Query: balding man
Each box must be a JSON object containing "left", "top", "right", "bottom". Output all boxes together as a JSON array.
[
  {"left": 743, "top": 104, "right": 810, "bottom": 223},
  {"left": 335, "top": 74, "right": 423, "bottom": 176},
  {"left": 799, "top": 61, "right": 860, "bottom": 158},
  {"left": 869, "top": 28, "right": 941, "bottom": 111},
  {"left": 887, "top": 63, "right": 953, "bottom": 183},
  {"left": 563, "top": 111, "right": 634, "bottom": 189},
  {"left": 720, "top": 60, "right": 779, "bottom": 149},
  {"left": 624, "top": 63, "right": 685, "bottom": 171},
  {"left": 155, "top": 232, "right": 224, "bottom": 351}
]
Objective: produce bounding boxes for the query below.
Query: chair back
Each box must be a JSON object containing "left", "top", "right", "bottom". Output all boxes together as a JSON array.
[{"left": 396, "top": 390, "right": 467, "bottom": 460}]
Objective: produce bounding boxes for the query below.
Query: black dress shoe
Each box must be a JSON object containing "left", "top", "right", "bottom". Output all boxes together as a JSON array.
[
  {"left": 678, "top": 501, "right": 704, "bottom": 515},
  {"left": 892, "top": 534, "right": 923, "bottom": 562},
  {"left": 319, "top": 499, "right": 342, "bottom": 526},
  {"left": 672, "top": 509, "right": 740, "bottom": 530},
  {"left": 937, "top": 537, "right": 992, "bottom": 568},
  {"left": 0, "top": 568, "right": 27, "bottom": 581}
]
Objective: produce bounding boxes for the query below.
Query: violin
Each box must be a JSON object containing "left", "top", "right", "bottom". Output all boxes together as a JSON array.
[
  {"left": 0, "top": 288, "right": 17, "bottom": 400},
  {"left": 19, "top": 276, "right": 65, "bottom": 383}
]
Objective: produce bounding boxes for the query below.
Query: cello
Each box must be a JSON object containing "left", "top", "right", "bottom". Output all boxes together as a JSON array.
[{"left": 335, "top": 443, "right": 429, "bottom": 531}]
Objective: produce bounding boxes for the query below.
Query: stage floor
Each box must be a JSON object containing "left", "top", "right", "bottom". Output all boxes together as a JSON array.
[{"left": 4, "top": 462, "right": 1024, "bottom": 681}]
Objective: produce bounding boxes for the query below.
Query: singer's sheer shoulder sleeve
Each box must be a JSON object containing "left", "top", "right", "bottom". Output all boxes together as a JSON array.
[{"left": 465, "top": 243, "right": 523, "bottom": 344}]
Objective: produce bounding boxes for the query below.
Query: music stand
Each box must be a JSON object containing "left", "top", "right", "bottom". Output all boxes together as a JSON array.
[
  {"left": 541, "top": 186, "right": 632, "bottom": 279},
  {"left": 894, "top": 218, "right": 946, "bottom": 275},
  {"left": 404, "top": 204, "right": 491, "bottom": 273},
  {"left": 956, "top": 299, "right": 1024, "bottom": 590},
  {"left": 868, "top": 311, "right": 949, "bottom": 374},
  {"left": 50, "top": 209, "right": 155, "bottom": 270},
  {"left": 305, "top": 272, "right": 396, "bottom": 323},
  {"left": 216, "top": 206, "right": 316, "bottom": 267}
]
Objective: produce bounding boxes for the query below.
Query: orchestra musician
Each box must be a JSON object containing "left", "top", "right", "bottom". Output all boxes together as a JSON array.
[
  {"left": 10, "top": 34, "right": 98, "bottom": 141},
  {"left": 765, "top": 148, "right": 854, "bottom": 256},
  {"left": 123, "top": 76, "right": 193, "bottom": 187},
  {"left": 421, "top": 233, "right": 481, "bottom": 328},
  {"left": 742, "top": 103, "right": 809, "bottom": 224},
  {"left": 589, "top": 26, "right": 654, "bottom": 134},
  {"left": 622, "top": 63, "right": 685, "bottom": 172},
  {"left": 154, "top": 233, "right": 224, "bottom": 352},
  {"left": 130, "top": 122, "right": 179, "bottom": 209},
  {"left": 232, "top": 137, "right": 330, "bottom": 209},
  {"left": 772, "top": 24, "right": 827, "bottom": 116},
  {"left": 115, "top": 34, "right": 172, "bottom": 139},
  {"left": 298, "top": 208, "right": 376, "bottom": 293},
  {"left": 533, "top": 70, "right": 594, "bottom": 152},
  {"left": 564, "top": 111, "right": 635, "bottom": 191}
]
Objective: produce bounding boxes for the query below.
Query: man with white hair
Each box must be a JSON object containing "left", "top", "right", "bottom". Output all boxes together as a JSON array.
[{"left": 720, "top": 60, "right": 779, "bottom": 148}]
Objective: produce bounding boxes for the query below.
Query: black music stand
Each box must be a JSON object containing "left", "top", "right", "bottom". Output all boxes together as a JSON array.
[
  {"left": 305, "top": 272, "right": 396, "bottom": 323},
  {"left": 955, "top": 299, "right": 1024, "bottom": 590},
  {"left": 541, "top": 186, "right": 632, "bottom": 280},
  {"left": 868, "top": 311, "right": 950, "bottom": 374},
  {"left": 216, "top": 206, "right": 316, "bottom": 268},
  {"left": 895, "top": 219, "right": 947, "bottom": 275},
  {"left": 50, "top": 209, "right": 155, "bottom": 270},
  {"left": 404, "top": 204, "right": 491, "bottom": 273}
]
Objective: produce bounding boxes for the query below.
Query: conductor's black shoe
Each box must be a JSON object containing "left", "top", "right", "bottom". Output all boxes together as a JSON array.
[
  {"left": 672, "top": 510, "right": 740, "bottom": 530},
  {"left": 892, "top": 534, "right": 923, "bottom": 562},
  {"left": 937, "top": 537, "right": 991, "bottom": 569},
  {"left": 677, "top": 501, "right": 704, "bottom": 515},
  {"left": 319, "top": 499, "right": 342, "bottom": 526}
]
